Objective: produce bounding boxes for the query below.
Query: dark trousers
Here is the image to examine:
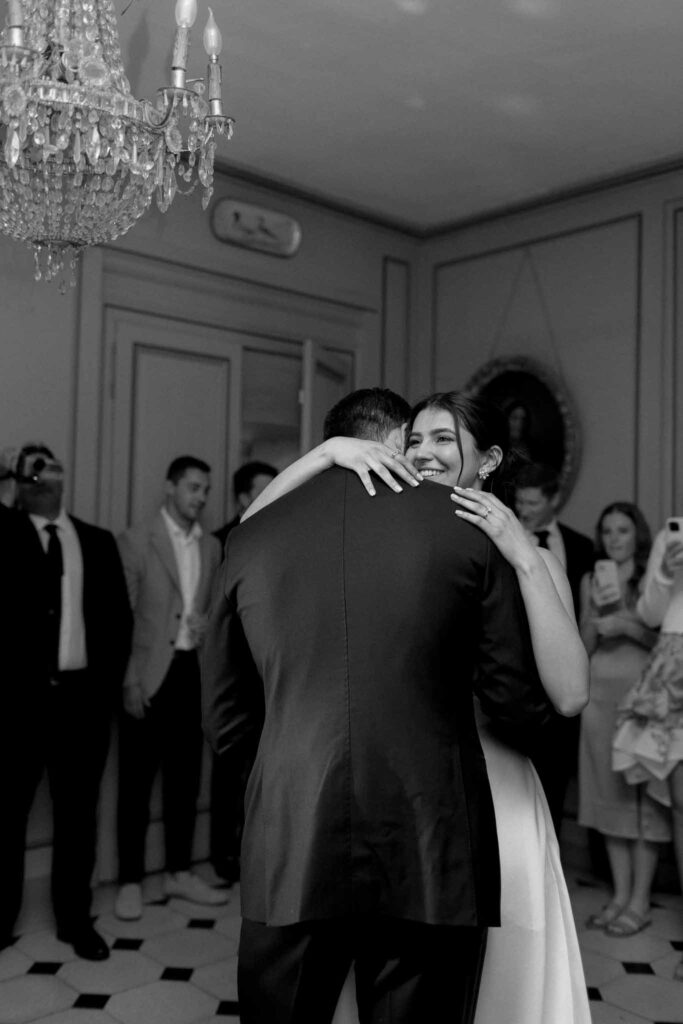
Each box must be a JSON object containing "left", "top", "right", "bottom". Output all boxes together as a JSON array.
[
  {"left": 239, "top": 916, "right": 488, "bottom": 1024},
  {"left": 117, "top": 651, "right": 203, "bottom": 882},
  {"left": 209, "top": 741, "right": 255, "bottom": 876},
  {"left": 0, "top": 672, "right": 110, "bottom": 939}
]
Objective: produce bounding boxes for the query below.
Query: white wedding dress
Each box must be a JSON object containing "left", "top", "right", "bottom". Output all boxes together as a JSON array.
[{"left": 331, "top": 716, "right": 591, "bottom": 1024}]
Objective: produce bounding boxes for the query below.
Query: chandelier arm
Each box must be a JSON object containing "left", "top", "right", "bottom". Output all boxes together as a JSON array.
[{"left": 139, "top": 92, "right": 181, "bottom": 132}]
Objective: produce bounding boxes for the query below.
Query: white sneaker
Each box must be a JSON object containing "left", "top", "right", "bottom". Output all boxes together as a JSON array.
[
  {"left": 163, "top": 871, "right": 230, "bottom": 906},
  {"left": 114, "top": 883, "right": 143, "bottom": 921}
]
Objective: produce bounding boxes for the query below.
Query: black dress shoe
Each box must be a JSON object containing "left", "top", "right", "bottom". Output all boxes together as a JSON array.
[
  {"left": 213, "top": 856, "right": 240, "bottom": 886},
  {"left": 57, "top": 925, "right": 109, "bottom": 961}
]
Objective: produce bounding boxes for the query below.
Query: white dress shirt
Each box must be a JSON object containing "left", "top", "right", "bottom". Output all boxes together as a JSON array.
[
  {"left": 29, "top": 508, "right": 87, "bottom": 672},
  {"left": 161, "top": 507, "right": 202, "bottom": 650},
  {"left": 530, "top": 518, "right": 566, "bottom": 571}
]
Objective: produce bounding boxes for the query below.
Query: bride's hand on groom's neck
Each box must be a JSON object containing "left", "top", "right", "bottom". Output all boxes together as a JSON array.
[{"left": 321, "top": 437, "right": 422, "bottom": 497}]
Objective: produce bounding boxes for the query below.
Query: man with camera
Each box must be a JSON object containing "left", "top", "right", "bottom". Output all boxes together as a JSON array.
[{"left": 0, "top": 444, "right": 131, "bottom": 960}]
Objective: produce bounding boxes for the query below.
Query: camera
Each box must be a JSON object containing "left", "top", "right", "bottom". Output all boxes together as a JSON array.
[{"left": 16, "top": 453, "right": 64, "bottom": 484}]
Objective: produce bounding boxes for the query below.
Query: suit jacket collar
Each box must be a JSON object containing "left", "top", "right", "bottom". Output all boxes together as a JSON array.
[
  {"left": 151, "top": 512, "right": 182, "bottom": 590},
  {"left": 149, "top": 511, "right": 212, "bottom": 592}
]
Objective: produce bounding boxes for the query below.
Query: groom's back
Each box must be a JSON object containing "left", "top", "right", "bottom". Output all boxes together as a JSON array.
[{"left": 220, "top": 468, "right": 544, "bottom": 927}]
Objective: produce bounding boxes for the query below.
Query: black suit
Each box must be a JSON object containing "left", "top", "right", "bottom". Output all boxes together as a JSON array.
[
  {"left": 209, "top": 514, "right": 252, "bottom": 882},
  {"left": 0, "top": 510, "right": 131, "bottom": 940},
  {"left": 530, "top": 521, "right": 594, "bottom": 834},
  {"left": 558, "top": 523, "right": 594, "bottom": 617},
  {"left": 202, "top": 471, "right": 551, "bottom": 1023}
]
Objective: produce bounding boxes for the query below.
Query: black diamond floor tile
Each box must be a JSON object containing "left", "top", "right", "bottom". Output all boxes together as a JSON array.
[
  {"left": 587, "top": 987, "right": 602, "bottom": 1001},
  {"left": 188, "top": 918, "right": 215, "bottom": 929},
  {"left": 112, "top": 937, "right": 144, "bottom": 951},
  {"left": 28, "top": 962, "right": 62, "bottom": 975},
  {"left": 74, "top": 994, "right": 110, "bottom": 1009},
  {"left": 162, "top": 967, "right": 193, "bottom": 981},
  {"left": 671, "top": 940, "right": 683, "bottom": 951},
  {"left": 623, "top": 962, "right": 655, "bottom": 974},
  {"left": 149, "top": 897, "right": 169, "bottom": 906},
  {"left": 216, "top": 1000, "right": 240, "bottom": 1016}
]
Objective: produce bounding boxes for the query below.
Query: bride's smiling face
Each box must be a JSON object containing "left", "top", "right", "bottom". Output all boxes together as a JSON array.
[{"left": 405, "top": 408, "right": 484, "bottom": 488}]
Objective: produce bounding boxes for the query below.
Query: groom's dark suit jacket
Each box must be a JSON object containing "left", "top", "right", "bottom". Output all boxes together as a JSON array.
[{"left": 202, "top": 469, "right": 551, "bottom": 929}]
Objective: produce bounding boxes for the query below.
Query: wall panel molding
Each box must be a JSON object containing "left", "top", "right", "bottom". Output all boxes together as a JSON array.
[
  {"left": 429, "top": 215, "right": 642, "bottom": 531},
  {"left": 380, "top": 256, "right": 411, "bottom": 396},
  {"left": 73, "top": 249, "right": 378, "bottom": 521}
]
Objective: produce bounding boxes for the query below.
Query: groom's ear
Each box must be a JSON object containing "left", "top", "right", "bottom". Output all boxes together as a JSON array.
[{"left": 385, "top": 424, "right": 406, "bottom": 452}]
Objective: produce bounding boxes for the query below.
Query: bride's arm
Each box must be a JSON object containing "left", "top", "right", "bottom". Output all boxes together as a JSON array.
[
  {"left": 242, "top": 438, "right": 422, "bottom": 522},
  {"left": 451, "top": 487, "right": 589, "bottom": 717}
]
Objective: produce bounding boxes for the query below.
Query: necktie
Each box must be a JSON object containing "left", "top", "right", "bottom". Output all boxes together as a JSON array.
[
  {"left": 45, "top": 523, "right": 63, "bottom": 677},
  {"left": 535, "top": 529, "right": 550, "bottom": 550}
]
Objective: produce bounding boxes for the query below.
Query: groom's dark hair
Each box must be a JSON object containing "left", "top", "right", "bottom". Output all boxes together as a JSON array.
[{"left": 323, "top": 388, "right": 411, "bottom": 442}]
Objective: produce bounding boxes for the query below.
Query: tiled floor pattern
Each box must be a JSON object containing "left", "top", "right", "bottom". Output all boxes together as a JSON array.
[
  {"left": 0, "top": 868, "right": 239, "bottom": 1024},
  {"left": 0, "top": 866, "right": 681, "bottom": 1023},
  {"left": 570, "top": 878, "right": 683, "bottom": 1024}
]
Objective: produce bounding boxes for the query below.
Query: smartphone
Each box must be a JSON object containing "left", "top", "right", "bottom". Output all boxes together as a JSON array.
[
  {"left": 593, "top": 558, "right": 622, "bottom": 613},
  {"left": 666, "top": 516, "right": 683, "bottom": 537}
]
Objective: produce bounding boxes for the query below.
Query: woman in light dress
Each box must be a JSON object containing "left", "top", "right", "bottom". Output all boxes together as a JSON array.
[
  {"left": 578, "top": 503, "right": 667, "bottom": 938},
  {"left": 244, "top": 390, "right": 591, "bottom": 1023},
  {"left": 612, "top": 518, "right": 683, "bottom": 979}
]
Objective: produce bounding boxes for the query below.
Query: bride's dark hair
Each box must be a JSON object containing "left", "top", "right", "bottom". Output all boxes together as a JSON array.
[{"left": 407, "top": 391, "right": 528, "bottom": 504}]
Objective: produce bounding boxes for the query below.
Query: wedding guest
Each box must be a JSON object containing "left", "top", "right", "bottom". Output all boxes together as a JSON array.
[
  {"left": 114, "top": 456, "right": 227, "bottom": 920},
  {"left": 0, "top": 444, "right": 131, "bottom": 960},
  {"left": 579, "top": 502, "right": 668, "bottom": 936},
  {"left": 613, "top": 516, "right": 683, "bottom": 975},
  {"left": 514, "top": 463, "right": 594, "bottom": 834},
  {"left": 213, "top": 461, "right": 277, "bottom": 554}
]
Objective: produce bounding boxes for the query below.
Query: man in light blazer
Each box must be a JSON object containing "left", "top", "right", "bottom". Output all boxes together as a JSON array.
[{"left": 114, "top": 456, "right": 227, "bottom": 920}]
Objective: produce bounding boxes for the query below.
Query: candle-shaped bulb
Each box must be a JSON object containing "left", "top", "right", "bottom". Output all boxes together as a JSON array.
[
  {"left": 175, "top": 0, "right": 197, "bottom": 29},
  {"left": 203, "top": 7, "right": 222, "bottom": 57}
]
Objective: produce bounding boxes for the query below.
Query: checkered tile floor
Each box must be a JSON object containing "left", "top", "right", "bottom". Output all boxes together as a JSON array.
[
  {"left": 570, "top": 876, "right": 683, "bottom": 1024},
  {"left": 0, "top": 867, "right": 239, "bottom": 1024},
  {"left": 1, "top": 864, "right": 681, "bottom": 1023}
]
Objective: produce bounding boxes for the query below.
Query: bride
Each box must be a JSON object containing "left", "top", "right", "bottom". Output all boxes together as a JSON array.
[{"left": 242, "top": 390, "right": 591, "bottom": 1024}]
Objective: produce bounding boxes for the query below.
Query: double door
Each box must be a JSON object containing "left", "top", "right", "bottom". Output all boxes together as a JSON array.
[{"left": 98, "top": 310, "right": 354, "bottom": 533}]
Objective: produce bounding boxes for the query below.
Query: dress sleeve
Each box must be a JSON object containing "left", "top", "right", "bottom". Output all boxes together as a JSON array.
[{"left": 636, "top": 530, "right": 671, "bottom": 628}]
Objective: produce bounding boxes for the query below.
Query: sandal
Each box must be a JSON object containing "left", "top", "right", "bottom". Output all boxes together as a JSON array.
[
  {"left": 585, "top": 902, "right": 625, "bottom": 930},
  {"left": 605, "top": 908, "right": 652, "bottom": 937}
]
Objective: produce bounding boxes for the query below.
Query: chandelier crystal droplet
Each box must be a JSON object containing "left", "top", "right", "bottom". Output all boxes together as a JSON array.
[{"left": 0, "top": 0, "right": 233, "bottom": 285}]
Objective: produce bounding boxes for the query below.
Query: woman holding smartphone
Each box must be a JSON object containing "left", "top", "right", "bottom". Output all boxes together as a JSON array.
[
  {"left": 578, "top": 502, "right": 668, "bottom": 937},
  {"left": 613, "top": 516, "right": 683, "bottom": 977}
]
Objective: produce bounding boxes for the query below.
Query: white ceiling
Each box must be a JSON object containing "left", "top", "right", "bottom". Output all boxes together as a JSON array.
[{"left": 117, "top": 0, "right": 683, "bottom": 232}]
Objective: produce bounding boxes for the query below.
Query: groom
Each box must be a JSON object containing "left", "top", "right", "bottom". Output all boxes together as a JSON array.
[{"left": 202, "top": 388, "right": 551, "bottom": 1024}]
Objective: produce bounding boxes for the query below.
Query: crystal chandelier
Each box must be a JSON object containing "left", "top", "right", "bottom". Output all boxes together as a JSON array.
[{"left": 0, "top": 0, "right": 233, "bottom": 285}]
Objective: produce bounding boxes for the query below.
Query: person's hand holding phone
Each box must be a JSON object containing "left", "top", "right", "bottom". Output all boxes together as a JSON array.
[
  {"left": 662, "top": 517, "right": 683, "bottom": 579},
  {"left": 591, "top": 559, "right": 621, "bottom": 613}
]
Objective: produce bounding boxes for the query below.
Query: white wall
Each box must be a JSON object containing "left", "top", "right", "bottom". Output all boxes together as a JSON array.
[
  {"left": 0, "top": 166, "right": 418, "bottom": 894},
  {"left": 0, "top": 166, "right": 417, "bottom": 493},
  {"left": 7, "top": 156, "right": 683, "bottom": 891},
  {"left": 419, "top": 170, "right": 683, "bottom": 536}
]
